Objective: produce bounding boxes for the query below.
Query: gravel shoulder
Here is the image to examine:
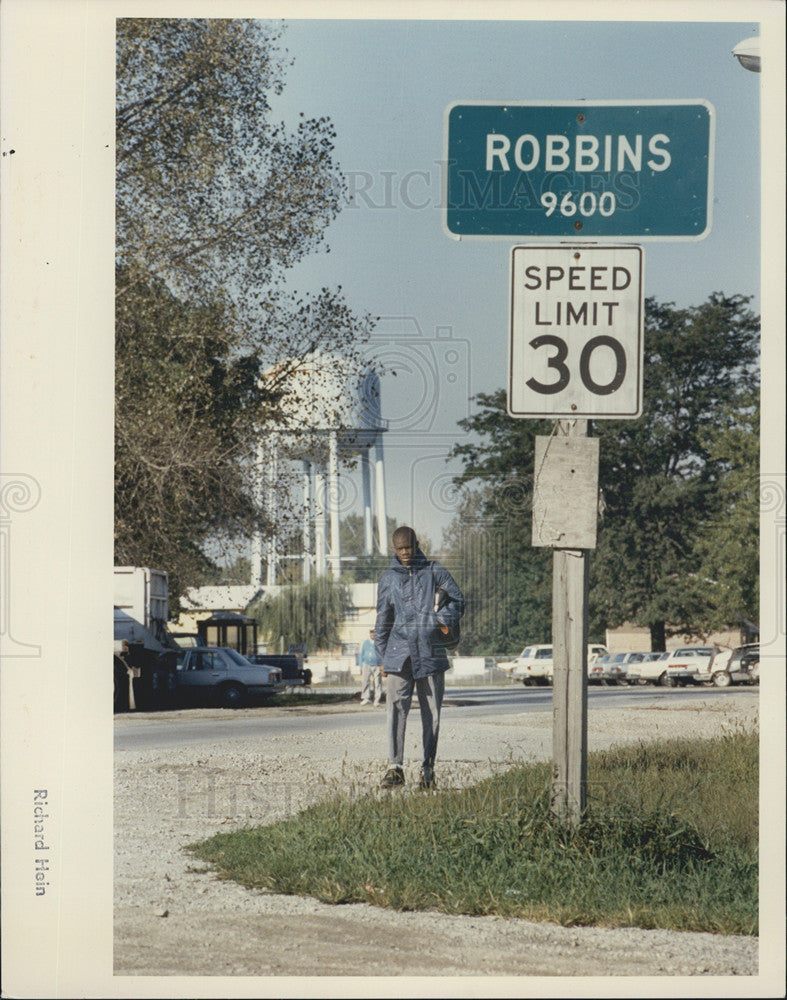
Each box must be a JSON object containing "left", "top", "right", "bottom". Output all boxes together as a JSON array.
[{"left": 114, "top": 691, "right": 760, "bottom": 982}]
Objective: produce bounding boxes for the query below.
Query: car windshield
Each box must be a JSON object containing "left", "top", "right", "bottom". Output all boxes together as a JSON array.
[{"left": 222, "top": 648, "right": 252, "bottom": 667}]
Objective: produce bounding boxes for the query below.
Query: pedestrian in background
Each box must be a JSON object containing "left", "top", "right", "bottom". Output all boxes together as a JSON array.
[
  {"left": 358, "top": 629, "right": 383, "bottom": 706},
  {"left": 374, "top": 525, "right": 465, "bottom": 790}
]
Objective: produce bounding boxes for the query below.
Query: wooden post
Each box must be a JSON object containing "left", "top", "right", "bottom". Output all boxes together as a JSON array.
[
  {"left": 550, "top": 419, "right": 589, "bottom": 826},
  {"left": 551, "top": 544, "right": 589, "bottom": 825}
]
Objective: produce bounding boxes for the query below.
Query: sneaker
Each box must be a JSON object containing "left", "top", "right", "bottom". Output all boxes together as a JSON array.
[
  {"left": 359, "top": 699, "right": 371, "bottom": 705},
  {"left": 418, "top": 767, "right": 436, "bottom": 790},
  {"left": 380, "top": 767, "right": 405, "bottom": 789}
]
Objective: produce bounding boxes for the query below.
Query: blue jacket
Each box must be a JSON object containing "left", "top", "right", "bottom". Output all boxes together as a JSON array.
[
  {"left": 374, "top": 549, "right": 465, "bottom": 679},
  {"left": 358, "top": 638, "right": 378, "bottom": 668}
]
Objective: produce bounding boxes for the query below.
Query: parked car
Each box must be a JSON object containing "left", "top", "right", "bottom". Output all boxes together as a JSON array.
[
  {"left": 510, "top": 644, "right": 608, "bottom": 686},
  {"left": 625, "top": 651, "right": 665, "bottom": 684},
  {"left": 698, "top": 643, "right": 759, "bottom": 687},
  {"left": 627, "top": 647, "right": 716, "bottom": 687},
  {"left": 176, "top": 646, "right": 285, "bottom": 707},
  {"left": 600, "top": 651, "right": 646, "bottom": 686},
  {"left": 586, "top": 645, "right": 610, "bottom": 684},
  {"left": 663, "top": 646, "right": 717, "bottom": 686},
  {"left": 247, "top": 653, "right": 312, "bottom": 687},
  {"left": 588, "top": 653, "right": 609, "bottom": 685}
]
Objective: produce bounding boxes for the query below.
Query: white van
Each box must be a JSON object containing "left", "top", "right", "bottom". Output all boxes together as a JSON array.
[{"left": 511, "top": 645, "right": 553, "bottom": 685}]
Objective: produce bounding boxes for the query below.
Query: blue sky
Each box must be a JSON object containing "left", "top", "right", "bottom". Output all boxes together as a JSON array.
[{"left": 264, "top": 17, "right": 761, "bottom": 550}]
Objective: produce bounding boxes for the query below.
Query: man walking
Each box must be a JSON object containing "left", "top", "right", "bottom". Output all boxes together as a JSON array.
[
  {"left": 374, "top": 525, "right": 465, "bottom": 790},
  {"left": 358, "top": 628, "right": 383, "bottom": 706}
]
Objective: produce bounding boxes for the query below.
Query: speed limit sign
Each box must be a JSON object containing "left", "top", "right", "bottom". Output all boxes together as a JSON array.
[{"left": 508, "top": 245, "right": 643, "bottom": 419}]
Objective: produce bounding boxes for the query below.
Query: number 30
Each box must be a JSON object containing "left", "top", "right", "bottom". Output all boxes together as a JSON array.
[{"left": 526, "top": 335, "right": 626, "bottom": 395}]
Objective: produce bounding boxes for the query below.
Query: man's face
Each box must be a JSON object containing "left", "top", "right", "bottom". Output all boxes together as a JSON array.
[{"left": 394, "top": 536, "right": 416, "bottom": 565}]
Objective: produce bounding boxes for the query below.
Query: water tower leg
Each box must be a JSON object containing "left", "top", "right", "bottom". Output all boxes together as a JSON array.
[
  {"left": 250, "top": 532, "right": 263, "bottom": 588},
  {"left": 266, "top": 440, "right": 278, "bottom": 586},
  {"left": 250, "top": 437, "right": 265, "bottom": 587},
  {"left": 328, "top": 430, "right": 342, "bottom": 580},
  {"left": 374, "top": 433, "right": 388, "bottom": 555},
  {"left": 315, "top": 466, "right": 327, "bottom": 577},
  {"left": 361, "top": 447, "right": 374, "bottom": 556},
  {"left": 302, "top": 460, "right": 312, "bottom": 584}
]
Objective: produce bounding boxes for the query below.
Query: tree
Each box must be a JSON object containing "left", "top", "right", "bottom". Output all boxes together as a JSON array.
[
  {"left": 251, "top": 577, "right": 350, "bottom": 653},
  {"left": 443, "top": 397, "right": 555, "bottom": 653},
  {"left": 690, "top": 393, "right": 759, "bottom": 633},
  {"left": 116, "top": 19, "right": 342, "bottom": 311},
  {"left": 591, "top": 294, "right": 759, "bottom": 647},
  {"left": 445, "top": 294, "right": 760, "bottom": 651},
  {"left": 440, "top": 483, "right": 551, "bottom": 654},
  {"left": 114, "top": 268, "right": 269, "bottom": 598},
  {"left": 114, "top": 19, "right": 377, "bottom": 599}
]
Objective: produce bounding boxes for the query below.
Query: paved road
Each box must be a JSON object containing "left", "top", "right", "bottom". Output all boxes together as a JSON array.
[{"left": 114, "top": 683, "right": 756, "bottom": 752}]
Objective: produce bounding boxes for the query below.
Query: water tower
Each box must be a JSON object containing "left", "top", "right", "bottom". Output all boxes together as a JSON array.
[{"left": 251, "top": 352, "right": 388, "bottom": 585}]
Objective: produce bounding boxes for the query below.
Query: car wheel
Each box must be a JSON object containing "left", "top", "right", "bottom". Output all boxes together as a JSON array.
[
  {"left": 521, "top": 678, "right": 531, "bottom": 687},
  {"left": 219, "top": 682, "right": 246, "bottom": 708},
  {"left": 712, "top": 671, "right": 732, "bottom": 688},
  {"left": 659, "top": 672, "right": 676, "bottom": 688}
]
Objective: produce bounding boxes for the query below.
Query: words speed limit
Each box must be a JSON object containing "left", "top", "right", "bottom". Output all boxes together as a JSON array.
[{"left": 508, "top": 245, "right": 643, "bottom": 419}]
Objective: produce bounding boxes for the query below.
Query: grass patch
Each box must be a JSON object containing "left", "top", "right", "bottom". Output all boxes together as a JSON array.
[{"left": 187, "top": 725, "right": 758, "bottom": 935}]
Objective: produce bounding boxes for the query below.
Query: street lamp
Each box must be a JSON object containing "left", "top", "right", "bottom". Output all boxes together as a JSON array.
[{"left": 732, "top": 37, "right": 760, "bottom": 73}]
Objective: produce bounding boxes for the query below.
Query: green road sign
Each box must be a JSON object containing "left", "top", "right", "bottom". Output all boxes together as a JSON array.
[{"left": 444, "top": 101, "right": 714, "bottom": 240}]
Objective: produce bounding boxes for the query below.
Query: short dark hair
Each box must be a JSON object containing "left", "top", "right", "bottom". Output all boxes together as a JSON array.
[{"left": 392, "top": 525, "right": 417, "bottom": 548}]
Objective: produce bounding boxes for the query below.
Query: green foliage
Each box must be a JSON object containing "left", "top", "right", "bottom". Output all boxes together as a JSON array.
[
  {"left": 690, "top": 394, "right": 759, "bottom": 631},
  {"left": 441, "top": 484, "right": 552, "bottom": 653},
  {"left": 117, "top": 18, "right": 342, "bottom": 309},
  {"left": 591, "top": 294, "right": 759, "bottom": 643},
  {"left": 188, "top": 727, "right": 758, "bottom": 934},
  {"left": 114, "top": 267, "right": 268, "bottom": 600},
  {"left": 114, "top": 19, "right": 378, "bottom": 601},
  {"left": 251, "top": 577, "right": 351, "bottom": 652},
  {"left": 444, "top": 294, "right": 760, "bottom": 649}
]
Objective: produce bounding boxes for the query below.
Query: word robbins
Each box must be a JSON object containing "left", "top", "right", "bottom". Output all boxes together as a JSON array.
[
  {"left": 34, "top": 789, "right": 51, "bottom": 896},
  {"left": 486, "top": 133, "right": 672, "bottom": 174}
]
